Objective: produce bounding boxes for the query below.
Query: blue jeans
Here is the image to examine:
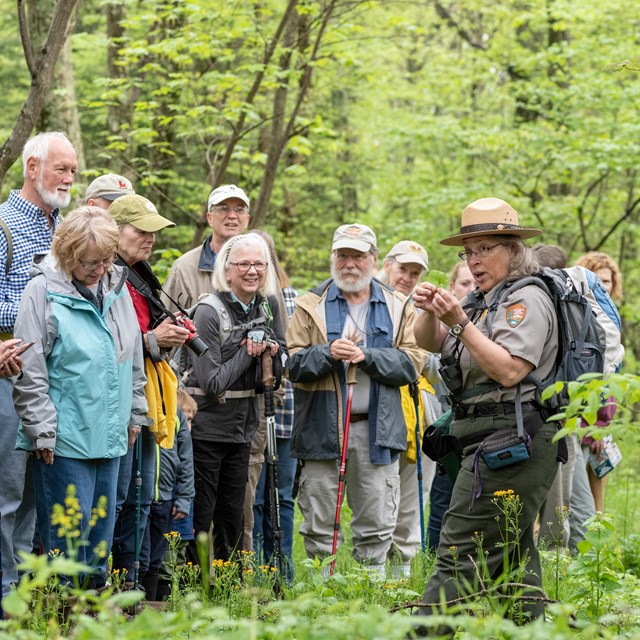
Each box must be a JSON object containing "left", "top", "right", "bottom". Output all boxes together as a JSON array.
[
  {"left": 33, "top": 455, "right": 119, "bottom": 587},
  {"left": 426, "top": 468, "right": 454, "bottom": 551},
  {"left": 112, "top": 427, "right": 156, "bottom": 575},
  {"left": 0, "top": 378, "right": 36, "bottom": 597},
  {"left": 253, "top": 437, "right": 296, "bottom": 583}
]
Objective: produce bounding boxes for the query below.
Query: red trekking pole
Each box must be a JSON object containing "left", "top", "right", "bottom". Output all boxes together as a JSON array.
[{"left": 330, "top": 364, "right": 358, "bottom": 576}]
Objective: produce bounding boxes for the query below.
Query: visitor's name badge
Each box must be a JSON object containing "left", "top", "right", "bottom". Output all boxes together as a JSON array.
[{"left": 506, "top": 303, "right": 526, "bottom": 327}]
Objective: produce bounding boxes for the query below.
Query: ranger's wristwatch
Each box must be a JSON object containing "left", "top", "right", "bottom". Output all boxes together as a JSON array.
[{"left": 450, "top": 316, "right": 471, "bottom": 337}]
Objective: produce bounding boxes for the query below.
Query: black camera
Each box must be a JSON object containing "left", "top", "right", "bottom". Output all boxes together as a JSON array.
[
  {"left": 175, "top": 316, "right": 208, "bottom": 357},
  {"left": 439, "top": 354, "right": 464, "bottom": 394}
]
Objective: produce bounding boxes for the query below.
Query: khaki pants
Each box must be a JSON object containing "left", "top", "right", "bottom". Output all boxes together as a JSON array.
[
  {"left": 537, "top": 433, "right": 578, "bottom": 548},
  {"left": 298, "top": 419, "right": 400, "bottom": 565},
  {"left": 392, "top": 451, "right": 436, "bottom": 562}
]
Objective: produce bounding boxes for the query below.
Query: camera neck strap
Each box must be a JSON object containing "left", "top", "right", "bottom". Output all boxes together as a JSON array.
[{"left": 119, "top": 258, "right": 179, "bottom": 324}]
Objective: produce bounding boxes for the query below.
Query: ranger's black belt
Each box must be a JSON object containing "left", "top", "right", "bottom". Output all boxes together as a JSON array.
[{"left": 453, "top": 401, "right": 538, "bottom": 420}]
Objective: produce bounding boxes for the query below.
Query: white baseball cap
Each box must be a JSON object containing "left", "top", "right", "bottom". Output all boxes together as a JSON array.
[{"left": 207, "top": 184, "right": 250, "bottom": 210}]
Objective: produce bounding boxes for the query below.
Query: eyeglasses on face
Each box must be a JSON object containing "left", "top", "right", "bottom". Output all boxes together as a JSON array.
[
  {"left": 78, "top": 254, "right": 116, "bottom": 270},
  {"left": 229, "top": 261, "right": 268, "bottom": 273},
  {"left": 458, "top": 243, "right": 504, "bottom": 261},
  {"left": 213, "top": 204, "right": 249, "bottom": 215},
  {"left": 334, "top": 251, "right": 370, "bottom": 264}
]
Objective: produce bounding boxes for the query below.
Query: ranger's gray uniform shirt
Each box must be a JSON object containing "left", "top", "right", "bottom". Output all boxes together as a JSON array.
[{"left": 442, "top": 281, "right": 559, "bottom": 404}]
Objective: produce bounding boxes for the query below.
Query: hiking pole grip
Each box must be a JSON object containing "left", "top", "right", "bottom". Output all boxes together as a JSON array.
[
  {"left": 346, "top": 362, "right": 358, "bottom": 385},
  {"left": 262, "top": 350, "right": 276, "bottom": 417}
]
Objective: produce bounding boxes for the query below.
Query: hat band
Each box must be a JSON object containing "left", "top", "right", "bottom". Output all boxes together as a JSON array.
[{"left": 459, "top": 223, "right": 522, "bottom": 234}]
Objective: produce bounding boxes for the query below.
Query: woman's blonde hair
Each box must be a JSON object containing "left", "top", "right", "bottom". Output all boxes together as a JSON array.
[
  {"left": 211, "top": 233, "right": 279, "bottom": 298},
  {"left": 52, "top": 206, "right": 119, "bottom": 278},
  {"left": 575, "top": 251, "right": 623, "bottom": 301}
]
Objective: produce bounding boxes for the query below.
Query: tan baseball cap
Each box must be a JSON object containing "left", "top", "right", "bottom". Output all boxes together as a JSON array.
[
  {"left": 440, "top": 197, "right": 542, "bottom": 246},
  {"left": 332, "top": 223, "right": 377, "bottom": 253},
  {"left": 85, "top": 174, "right": 135, "bottom": 202},
  {"left": 385, "top": 241, "right": 429, "bottom": 270},
  {"left": 108, "top": 194, "right": 175, "bottom": 232}
]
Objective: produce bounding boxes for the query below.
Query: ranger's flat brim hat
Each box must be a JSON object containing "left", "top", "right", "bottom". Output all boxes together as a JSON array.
[
  {"left": 109, "top": 194, "right": 175, "bottom": 232},
  {"left": 440, "top": 197, "right": 543, "bottom": 246}
]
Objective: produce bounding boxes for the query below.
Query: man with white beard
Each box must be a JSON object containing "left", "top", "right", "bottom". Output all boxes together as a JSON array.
[
  {"left": 287, "top": 223, "right": 423, "bottom": 578},
  {"left": 0, "top": 131, "right": 77, "bottom": 597}
]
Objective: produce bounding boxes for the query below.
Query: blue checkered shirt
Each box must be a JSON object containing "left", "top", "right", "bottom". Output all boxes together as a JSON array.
[
  {"left": 0, "top": 191, "right": 60, "bottom": 332},
  {"left": 275, "top": 286, "right": 298, "bottom": 438}
]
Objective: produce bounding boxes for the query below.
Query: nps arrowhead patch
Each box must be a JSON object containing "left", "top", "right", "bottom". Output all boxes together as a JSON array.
[{"left": 506, "top": 303, "right": 527, "bottom": 327}]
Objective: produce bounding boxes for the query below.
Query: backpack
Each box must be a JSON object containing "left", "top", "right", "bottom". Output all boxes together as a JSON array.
[
  {"left": 172, "top": 293, "right": 281, "bottom": 399},
  {"left": 0, "top": 218, "right": 13, "bottom": 275},
  {"left": 487, "top": 266, "right": 623, "bottom": 408}
]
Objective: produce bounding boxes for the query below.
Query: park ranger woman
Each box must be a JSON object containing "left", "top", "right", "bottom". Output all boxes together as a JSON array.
[{"left": 412, "top": 197, "right": 561, "bottom": 626}]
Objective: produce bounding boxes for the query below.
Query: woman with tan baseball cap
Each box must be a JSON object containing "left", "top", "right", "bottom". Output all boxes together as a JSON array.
[{"left": 108, "top": 194, "right": 189, "bottom": 590}]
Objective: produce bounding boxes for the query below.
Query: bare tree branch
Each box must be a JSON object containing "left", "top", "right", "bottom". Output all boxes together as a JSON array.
[
  {"left": 0, "top": 0, "right": 81, "bottom": 186},
  {"left": 17, "top": 0, "right": 36, "bottom": 77},
  {"left": 211, "top": 0, "right": 299, "bottom": 187},
  {"left": 595, "top": 195, "right": 640, "bottom": 250},
  {"left": 576, "top": 171, "right": 610, "bottom": 250},
  {"left": 432, "top": 0, "right": 488, "bottom": 51}
]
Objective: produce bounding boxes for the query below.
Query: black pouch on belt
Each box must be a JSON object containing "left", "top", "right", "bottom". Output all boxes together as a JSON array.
[{"left": 422, "top": 410, "right": 462, "bottom": 481}]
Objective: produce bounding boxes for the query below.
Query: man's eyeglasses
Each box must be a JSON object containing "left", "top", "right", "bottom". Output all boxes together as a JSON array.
[
  {"left": 78, "top": 255, "right": 116, "bottom": 270},
  {"left": 230, "top": 261, "right": 268, "bottom": 273},
  {"left": 213, "top": 204, "right": 249, "bottom": 215},
  {"left": 458, "top": 243, "right": 504, "bottom": 261}
]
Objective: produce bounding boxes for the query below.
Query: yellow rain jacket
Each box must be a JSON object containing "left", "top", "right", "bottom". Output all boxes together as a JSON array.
[
  {"left": 401, "top": 376, "right": 434, "bottom": 463},
  {"left": 145, "top": 359, "right": 178, "bottom": 449}
]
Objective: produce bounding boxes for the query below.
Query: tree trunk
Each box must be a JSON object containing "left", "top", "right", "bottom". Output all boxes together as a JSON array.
[{"left": 0, "top": 0, "right": 81, "bottom": 187}]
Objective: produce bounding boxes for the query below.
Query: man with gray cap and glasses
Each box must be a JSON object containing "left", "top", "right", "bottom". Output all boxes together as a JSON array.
[
  {"left": 85, "top": 173, "right": 135, "bottom": 210},
  {"left": 287, "top": 224, "right": 423, "bottom": 578},
  {"left": 162, "top": 184, "right": 250, "bottom": 312}
]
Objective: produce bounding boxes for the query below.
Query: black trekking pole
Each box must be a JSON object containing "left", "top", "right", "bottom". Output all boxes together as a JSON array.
[
  {"left": 410, "top": 380, "right": 426, "bottom": 555},
  {"left": 261, "top": 350, "right": 283, "bottom": 597},
  {"left": 330, "top": 364, "right": 357, "bottom": 576}
]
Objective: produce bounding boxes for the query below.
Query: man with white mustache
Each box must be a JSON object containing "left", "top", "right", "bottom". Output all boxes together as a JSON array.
[
  {"left": 287, "top": 223, "right": 423, "bottom": 578},
  {"left": 0, "top": 131, "right": 77, "bottom": 598}
]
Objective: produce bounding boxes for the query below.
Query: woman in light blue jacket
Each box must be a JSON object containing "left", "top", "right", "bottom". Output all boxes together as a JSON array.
[{"left": 13, "top": 207, "right": 148, "bottom": 589}]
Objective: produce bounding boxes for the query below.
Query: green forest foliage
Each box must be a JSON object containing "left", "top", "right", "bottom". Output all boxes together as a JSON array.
[{"left": 1, "top": 0, "right": 639, "bottom": 355}]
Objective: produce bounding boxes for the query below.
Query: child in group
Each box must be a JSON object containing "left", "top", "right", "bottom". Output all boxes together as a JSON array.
[{"left": 140, "top": 388, "right": 196, "bottom": 600}]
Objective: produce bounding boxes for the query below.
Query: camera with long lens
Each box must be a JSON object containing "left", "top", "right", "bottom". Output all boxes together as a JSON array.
[
  {"left": 175, "top": 315, "right": 208, "bottom": 357},
  {"left": 439, "top": 354, "right": 464, "bottom": 394}
]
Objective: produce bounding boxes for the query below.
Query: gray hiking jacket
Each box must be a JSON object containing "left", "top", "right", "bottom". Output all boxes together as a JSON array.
[{"left": 186, "top": 291, "right": 287, "bottom": 444}]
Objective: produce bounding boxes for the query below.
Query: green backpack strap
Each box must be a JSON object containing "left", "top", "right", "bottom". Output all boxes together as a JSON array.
[{"left": 0, "top": 218, "right": 13, "bottom": 275}]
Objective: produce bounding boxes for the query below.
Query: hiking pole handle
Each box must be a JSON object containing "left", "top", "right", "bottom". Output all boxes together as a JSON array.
[
  {"left": 262, "top": 350, "right": 275, "bottom": 387},
  {"left": 346, "top": 363, "right": 358, "bottom": 385},
  {"left": 262, "top": 350, "right": 276, "bottom": 417}
]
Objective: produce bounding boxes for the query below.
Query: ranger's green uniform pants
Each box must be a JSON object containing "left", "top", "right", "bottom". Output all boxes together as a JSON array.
[{"left": 419, "top": 413, "right": 559, "bottom": 621}]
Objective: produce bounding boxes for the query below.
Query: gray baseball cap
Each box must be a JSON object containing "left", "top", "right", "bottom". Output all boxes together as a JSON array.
[
  {"left": 86, "top": 174, "right": 135, "bottom": 202},
  {"left": 332, "top": 224, "right": 377, "bottom": 253}
]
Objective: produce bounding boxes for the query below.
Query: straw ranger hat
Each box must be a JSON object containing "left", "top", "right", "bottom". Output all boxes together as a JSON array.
[{"left": 440, "top": 197, "right": 543, "bottom": 246}]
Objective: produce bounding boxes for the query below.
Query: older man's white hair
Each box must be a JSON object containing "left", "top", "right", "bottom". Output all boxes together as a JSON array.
[{"left": 22, "top": 132, "right": 75, "bottom": 177}]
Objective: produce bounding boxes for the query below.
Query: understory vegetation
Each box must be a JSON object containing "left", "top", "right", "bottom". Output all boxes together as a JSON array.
[{"left": 2, "top": 427, "right": 639, "bottom": 639}]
